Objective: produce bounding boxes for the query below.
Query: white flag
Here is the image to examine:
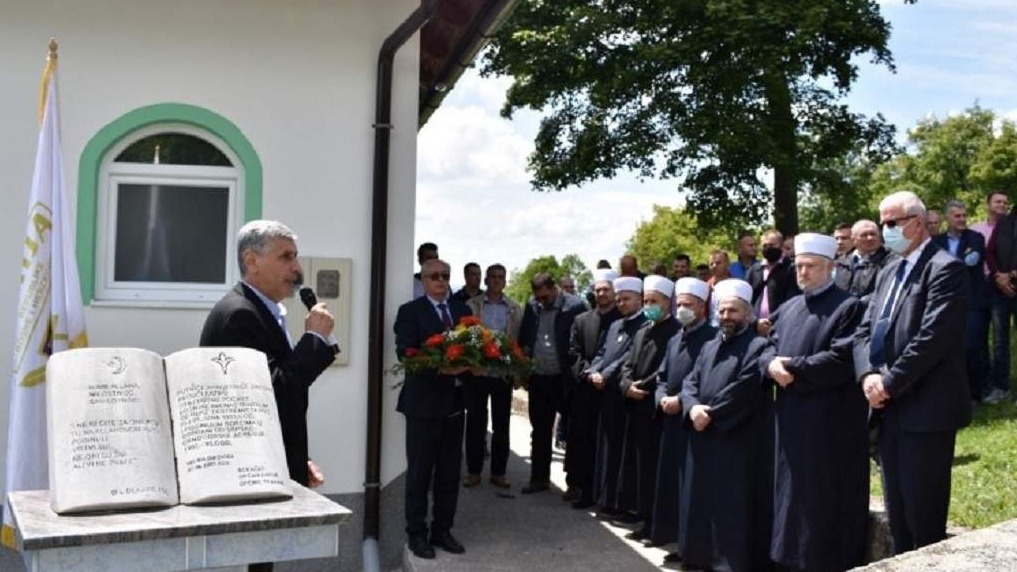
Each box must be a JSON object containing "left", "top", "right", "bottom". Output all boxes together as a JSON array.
[{"left": 3, "top": 41, "right": 88, "bottom": 549}]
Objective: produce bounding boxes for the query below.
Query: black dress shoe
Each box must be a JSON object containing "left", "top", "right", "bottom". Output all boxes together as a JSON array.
[
  {"left": 625, "top": 526, "right": 649, "bottom": 540},
  {"left": 663, "top": 551, "right": 682, "bottom": 563},
  {"left": 429, "top": 530, "right": 465, "bottom": 554},
  {"left": 611, "top": 512, "right": 642, "bottom": 525},
  {"left": 571, "top": 498, "right": 595, "bottom": 510},
  {"left": 561, "top": 487, "right": 581, "bottom": 502},
  {"left": 520, "top": 482, "right": 550, "bottom": 494},
  {"left": 407, "top": 535, "right": 435, "bottom": 559}
]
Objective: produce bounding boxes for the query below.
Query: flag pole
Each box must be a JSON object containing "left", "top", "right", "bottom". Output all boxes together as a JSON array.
[{"left": 38, "top": 39, "right": 58, "bottom": 124}]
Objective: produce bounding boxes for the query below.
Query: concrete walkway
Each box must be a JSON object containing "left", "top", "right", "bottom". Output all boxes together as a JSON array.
[{"left": 403, "top": 394, "right": 674, "bottom": 572}]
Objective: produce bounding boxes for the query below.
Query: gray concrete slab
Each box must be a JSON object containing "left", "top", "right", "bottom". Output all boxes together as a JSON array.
[{"left": 404, "top": 403, "right": 675, "bottom": 572}]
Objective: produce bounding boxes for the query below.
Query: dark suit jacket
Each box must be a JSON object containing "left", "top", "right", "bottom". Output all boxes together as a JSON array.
[
  {"left": 746, "top": 258, "right": 800, "bottom": 315},
  {"left": 932, "top": 229, "right": 987, "bottom": 308},
  {"left": 519, "top": 293, "right": 588, "bottom": 373},
  {"left": 852, "top": 242, "right": 972, "bottom": 432},
  {"left": 834, "top": 246, "right": 899, "bottom": 303},
  {"left": 569, "top": 307, "right": 622, "bottom": 381},
  {"left": 200, "top": 282, "right": 336, "bottom": 485},
  {"left": 394, "top": 296, "right": 472, "bottom": 417}
]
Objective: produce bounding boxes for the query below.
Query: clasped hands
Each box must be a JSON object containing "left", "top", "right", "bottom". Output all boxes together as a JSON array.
[
  {"left": 767, "top": 357, "right": 795, "bottom": 388},
  {"left": 689, "top": 404, "right": 712, "bottom": 431},
  {"left": 660, "top": 395, "right": 682, "bottom": 416},
  {"left": 862, "top": 373, "right": 890, "bottom": 408},
  {"left": 625, "top": 379, "right": 650, "bottom": 400}
]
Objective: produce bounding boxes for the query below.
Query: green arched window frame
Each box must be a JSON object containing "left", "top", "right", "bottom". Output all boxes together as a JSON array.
[{"left": 77, "top": 103, "right": 263, "bottom": 303}]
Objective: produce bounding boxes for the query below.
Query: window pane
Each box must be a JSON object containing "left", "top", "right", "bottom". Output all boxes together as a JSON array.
[
  {"left": 114, "top": 184, "right": 229, "bottom": 283},
  {"left": 114, "top": 133, "right": 232, "bottom": 166}
]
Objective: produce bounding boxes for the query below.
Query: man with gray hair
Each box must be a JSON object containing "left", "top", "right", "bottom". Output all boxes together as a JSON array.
[
  {"left": 854, "top": 191, "right": 970, "bottom": 555},
  {"left": 201, "top": 220, "right": 337, "bottom": 572},
  {"left": 835, "top": 219, "right": 899, "bottom": 302},
  {"left": 932, "top": 199, "right": 988, "bottom": 405}
]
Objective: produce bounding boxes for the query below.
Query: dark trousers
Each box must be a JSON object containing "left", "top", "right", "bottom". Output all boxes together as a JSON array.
[
  {"left": 564, "top": 382, "right": 601, "bottom": 496},
  {"left": 404, "top": 413, "right": 465, "bottom": 537},
  {"left": 966, "top": 308, "right": 989, "bottom": 399},
  {"left": 527, "top": 373, "right": 566, "bottom": 484},
  {"left": 879, "top": 424, "right": 955, "bottom": 554},
  {"left": 464, "top": 376, "right": 512, "bottom": 476},
  {"left": 989, "top": 291, "right": 1017, "bottom": 392}
]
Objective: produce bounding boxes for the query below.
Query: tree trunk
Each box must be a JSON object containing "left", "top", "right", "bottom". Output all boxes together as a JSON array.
[{"left": 763, "top": 71, "right": 800, "bottom": 237}]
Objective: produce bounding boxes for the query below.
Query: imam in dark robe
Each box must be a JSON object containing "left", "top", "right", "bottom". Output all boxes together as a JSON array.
[
  {"left": 650, "top": 319, "right": 717, "bottom": 546},
  {"left": 763, "top": 284, "right": 868, "bottom": 572},
  {"left": 678, "top": 325, "right": 773, "bottom": 572}
]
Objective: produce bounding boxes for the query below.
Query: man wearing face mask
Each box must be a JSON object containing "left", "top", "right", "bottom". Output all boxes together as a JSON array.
[
  {"left": 763, "top": 233, "right": 868, "bottom": 572},
  {"left": 853, "top": 191, "right": 970, "bottom": 555},
  {"left": 747, "top": 230, "right": 801, "bottom": 334},
  {"left": 617, "top": 276, "right": 681, "bottom": 542},
  {"left": 649, "top": 277, "right": 717, "bottom": 563},
  {"left": 588, "top": 276, "right": 646, "bottom": 517},
  {"left": 678, "top": 279, "right": 774, "bottom": 572}
]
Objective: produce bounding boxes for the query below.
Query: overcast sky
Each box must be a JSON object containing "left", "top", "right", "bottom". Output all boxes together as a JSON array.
[{"left": 415, "top": 0, "right": 1017, "bottom": 283}]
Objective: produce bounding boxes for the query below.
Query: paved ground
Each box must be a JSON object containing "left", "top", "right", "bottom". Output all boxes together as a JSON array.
[{"left": 403, "top": 391, "right": 676, "bottom": 572}]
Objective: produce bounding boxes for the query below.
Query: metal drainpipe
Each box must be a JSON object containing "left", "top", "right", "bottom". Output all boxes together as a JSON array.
[{"left": 364, "top": 2, "right": 436, "bottom": 571}]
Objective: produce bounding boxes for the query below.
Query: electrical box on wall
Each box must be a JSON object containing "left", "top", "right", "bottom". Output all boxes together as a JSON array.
[{"left": 281, "top": 256, "right": 352, "bottom": 366}]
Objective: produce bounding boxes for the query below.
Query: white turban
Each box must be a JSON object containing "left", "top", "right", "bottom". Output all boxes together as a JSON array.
[
  {"left": 794, "top": 233, "right": 838, "bottom": 259},
  {"left": 713, "top": 279, "right": 752, "bottom": 304},
  {"left": 675, "top": 277, "right": 709, "bottom": 302},
  {"left": 613, "top": 276, "right": 642, "bottom": 294},
  {"left": 643, "top": 275, "right": 674, "bottom": 298}
]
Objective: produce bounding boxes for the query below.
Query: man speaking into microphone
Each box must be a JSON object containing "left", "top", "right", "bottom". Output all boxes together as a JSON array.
[{"left": 200, "top": 220, "right": 337, "bottom": 493}]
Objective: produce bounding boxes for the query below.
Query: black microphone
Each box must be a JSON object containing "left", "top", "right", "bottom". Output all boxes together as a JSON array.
[{"left": 299, "top": 286, "right": 340, "bottom": 355}]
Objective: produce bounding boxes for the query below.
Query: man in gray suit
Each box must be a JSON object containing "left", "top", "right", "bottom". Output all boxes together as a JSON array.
[{"left": 853, "top": 191, "right": 971, "bottom": 555}]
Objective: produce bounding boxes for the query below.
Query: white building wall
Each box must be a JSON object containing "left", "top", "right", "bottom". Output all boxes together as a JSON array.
[{"left": 0, "top": 0, "right": 419, "bottom": 496}]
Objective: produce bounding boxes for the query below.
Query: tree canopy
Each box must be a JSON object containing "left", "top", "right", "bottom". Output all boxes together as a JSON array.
[
  {"left": 506, "top": 253, "right": 592, "bottom": 305},
  {"left": 483, "top": 0, "right": 911, "bottom": 236},
  {"left": 626, "top": 205, "right": 733, "bottom": 270},
  {"left": 866, "top": 105, "right": 1017, "bottom": 218}
]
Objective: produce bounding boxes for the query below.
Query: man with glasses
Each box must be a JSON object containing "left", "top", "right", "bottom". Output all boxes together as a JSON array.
[
  {"left": 395, "top": 259, "right": 472, "bottom": 559},
  {"left": 853, "top": 191, "right": 970, "bottom": 555}
]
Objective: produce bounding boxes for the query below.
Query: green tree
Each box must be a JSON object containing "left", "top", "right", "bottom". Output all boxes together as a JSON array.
[
  {"left": 559, "top": 253, "right": 593, "bottom": 293},
  {"left": 626, "top": 205, "right": 732, "bottom": 270},
  {"left": 506, "top": 254, "right": 592, "bottom": 305},
  {"left": 867, "top": 105, "right": 1015, "bottom": 218},
  {"left": 483, "top": 0, "right": 909, "bottom": 236}
]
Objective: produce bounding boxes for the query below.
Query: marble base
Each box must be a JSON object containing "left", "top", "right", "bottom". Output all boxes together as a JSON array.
[{"left": 8, "top": 482, "right": 351, "bottom": 572}]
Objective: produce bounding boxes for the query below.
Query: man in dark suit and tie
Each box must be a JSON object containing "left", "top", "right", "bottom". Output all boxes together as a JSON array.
[
  {"left": 394, "top": 259, "right": 471, "bottom": 559},
  {"left": 200, "top": 220, "right": 337, "bottom": 572},
  {"left": 853, "top": 191, "right": 971, "bottom": 555},
  {"left": 201, "top": 220, "right": 336, "bottom": 486},
  {"left": 932, "top": 200, "right": 988, "bottom": 404}
]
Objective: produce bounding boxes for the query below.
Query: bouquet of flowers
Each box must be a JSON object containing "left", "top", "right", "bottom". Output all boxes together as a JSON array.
[{"left": 394, "top": 316, "right": 531, "bottom": 381}]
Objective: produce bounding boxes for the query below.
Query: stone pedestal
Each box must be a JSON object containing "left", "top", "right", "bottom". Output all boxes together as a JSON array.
[{"left": 7, "top": 482, "right": 350, "bottom": 572}]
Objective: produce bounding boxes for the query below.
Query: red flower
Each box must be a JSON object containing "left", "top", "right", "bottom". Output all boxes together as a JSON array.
[
  {"left": 425, "top": 334, "right": 445, "bottom": 348},
  {"left": 482, "top": 342, "right": 501, "bottom": 359},
  {"left": 459, "top": 316, "right": 482, "bottom": 327},
  {"left": 404, "top": 348, "right": 418, "bottom": 358},
  {"left": 445, "top": 344, "right": 465, "bottom": 361}
]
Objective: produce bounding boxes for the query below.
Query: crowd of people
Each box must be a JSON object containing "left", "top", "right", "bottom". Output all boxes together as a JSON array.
[{"left": 394, "top": 188, "right": 1013, "bottom": 571}]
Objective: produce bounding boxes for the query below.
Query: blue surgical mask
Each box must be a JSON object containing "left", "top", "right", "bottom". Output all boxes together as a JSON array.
[
  {"left": 882, "top": 225, "right": 910, "bottom": 255},
  {"left": 643, "top": 304, "right": 664, "bottom": 322}
]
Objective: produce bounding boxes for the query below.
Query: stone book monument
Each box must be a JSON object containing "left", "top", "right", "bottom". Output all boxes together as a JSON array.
[{"left": 46, "top": 347, "right": 292, "bottom": 514}]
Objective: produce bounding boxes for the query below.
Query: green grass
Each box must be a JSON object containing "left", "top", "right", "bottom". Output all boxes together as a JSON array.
[{"left": 870, "top": 399, "right": 1017, "bottom": 529}]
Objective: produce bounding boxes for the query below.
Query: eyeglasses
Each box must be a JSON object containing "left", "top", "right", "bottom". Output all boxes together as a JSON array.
[
  {"left": 881, "top": 215, "right": 916, "bottom": 229},
  {"left": 423, "top": 273, "right": 450, "bottom": 281}
]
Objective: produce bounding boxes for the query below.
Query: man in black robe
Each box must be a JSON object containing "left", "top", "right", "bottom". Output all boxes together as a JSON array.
[
  {"left": 762, "top": 233, "right": 868, "bottom": 572},
  {"left": 588, "top": 276, "right": 645, "bottom": 516},
  {"left": 566, "top": 269, "right": 621, "bottom": 507},
  {"left": 679, "top": 279, "right": 773, "bottom": 572},
  {"left": 618, "top": 275, "right": 681, "bottom": 540},
  {"left": 650, "top": 277, "right": 717, "bottom": 563}
]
